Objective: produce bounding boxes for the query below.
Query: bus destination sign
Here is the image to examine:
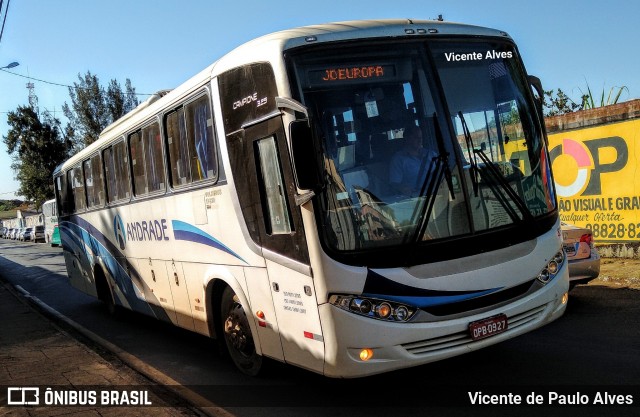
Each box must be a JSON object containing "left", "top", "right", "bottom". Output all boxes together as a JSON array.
[{"left": 306, "top": 64, "right": 396, "bottom": 87}]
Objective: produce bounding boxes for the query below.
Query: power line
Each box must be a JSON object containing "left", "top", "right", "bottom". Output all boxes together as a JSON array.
[
  {"left": 0, "top": 0, "right": 10, "bottom": 45},
  {"left": 0, "top": 68, "right": 154, "bottom": 96}
]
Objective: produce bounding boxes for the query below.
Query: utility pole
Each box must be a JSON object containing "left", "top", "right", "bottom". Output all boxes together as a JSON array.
[{"left": 26, "top": 80, "right": 39, "bottom": 114}]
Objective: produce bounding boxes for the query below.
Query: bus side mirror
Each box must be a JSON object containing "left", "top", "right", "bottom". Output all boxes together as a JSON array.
[
  {"left": 528, "top": 75, "right": 545, "bottom": 115},
  {"left": 290, "top": 119, "right": 321, "bottom": 193}
]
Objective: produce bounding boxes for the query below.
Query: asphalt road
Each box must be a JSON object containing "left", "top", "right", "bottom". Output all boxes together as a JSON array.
[{"left": 0, "top": 238, "right": 639, "bottom": 417}]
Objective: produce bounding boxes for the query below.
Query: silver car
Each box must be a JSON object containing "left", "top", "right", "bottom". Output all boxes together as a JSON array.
[
  {"left": 561, "top": 222, "right": 601, "bottom": 290},
  {"left": 32, "top": 225, "right": 46, "bottom": 243}
]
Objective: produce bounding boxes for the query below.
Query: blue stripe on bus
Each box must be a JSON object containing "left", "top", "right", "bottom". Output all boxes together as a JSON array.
[
  {"left": 59, "top": 219, "right": 166, "bottom": 320},
  {"left": 363, "top": 269, "right": 502, "bottom": 308},
  {"left": 362, "top": 289, "right": 499, "bottom": 308},
  {"left": 172, "top": 220, "right": 247, "bottom": 264}
]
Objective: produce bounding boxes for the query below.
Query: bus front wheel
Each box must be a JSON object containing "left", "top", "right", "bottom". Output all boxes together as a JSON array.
[{"left": 220, "top": 286, "right": 262, "bottom": 376}]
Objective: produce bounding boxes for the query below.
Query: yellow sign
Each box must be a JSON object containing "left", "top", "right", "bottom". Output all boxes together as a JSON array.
[{"left": 548, "top": 119, "right": 640, "bottom": 242}]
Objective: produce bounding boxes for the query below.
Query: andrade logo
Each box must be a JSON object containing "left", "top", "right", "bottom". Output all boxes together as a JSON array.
[{"left": 113, "top": 214, "right": 127, "bottom": 250}]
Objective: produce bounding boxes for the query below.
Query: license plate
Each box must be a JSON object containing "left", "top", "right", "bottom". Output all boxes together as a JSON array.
[
  {"left": 469, "top": 314, "right": 508, "bottom": 341},
  {"left": 563, "top": 243, "right": 577, "bottom": 256}
]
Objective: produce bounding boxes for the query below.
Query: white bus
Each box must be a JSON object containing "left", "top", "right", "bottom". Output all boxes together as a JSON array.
[
  {"left": 42, "top": 198, "right": 59, "bottom": 246},
  {"left": 53, "top": 19, "right": 569, "bottom": 378}
]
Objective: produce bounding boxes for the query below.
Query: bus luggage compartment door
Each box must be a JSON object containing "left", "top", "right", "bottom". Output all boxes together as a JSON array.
[{"left": 266, "top": 260, "right": 324, "bottom": 374}]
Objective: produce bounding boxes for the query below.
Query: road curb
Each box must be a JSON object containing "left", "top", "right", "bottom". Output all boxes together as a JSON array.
[{"left": 1, "top": 276, "right": 233, "bottom": 417}]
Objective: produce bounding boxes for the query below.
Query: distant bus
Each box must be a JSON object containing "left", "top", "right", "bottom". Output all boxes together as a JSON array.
[
  {"left": 41, "top": 198, "right": 60, "bottom": 246},
  {"left": 53, "top": 19, "right": 568, "bottom": 378}
]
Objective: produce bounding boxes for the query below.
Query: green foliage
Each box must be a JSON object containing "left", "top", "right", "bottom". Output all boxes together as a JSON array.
[
  {"left": 579, "top": 83, "right": 629, "bottom": 110},
  {"left": 2, "top": 107, "right": 69, "bottom": 208},
  {"left": 543, "top": 83, "right": 629, "bottom": 116},
  {"left": 0, "top": 200, "right": 20, "bottom": 211},
  {"left": 62, "top": 71, "right": 139, "bottom": 152},
  {"left": 543, "top": 88, "right": 584, "bottom": 116}
]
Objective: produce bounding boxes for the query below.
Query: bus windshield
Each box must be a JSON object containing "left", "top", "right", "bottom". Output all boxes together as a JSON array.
[{"left": 291, "top": 40, "right": 556, "bottom": 254}]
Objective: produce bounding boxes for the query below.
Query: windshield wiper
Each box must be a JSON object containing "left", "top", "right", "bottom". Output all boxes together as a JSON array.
[
  {"left": 411, "top": 154, "right": 447, "bottom": 243},
  {"left": 474, "top": 147, "right": 533, "bottom": 221},
  {"left": 458, "top": 111, "right": 480, "bottom": 196},
  {"left": 458, "top": 111, "right": 533, "bottom": 222},
  {"left": 404, "top": 114, "right": 454, "bottom": 244}
]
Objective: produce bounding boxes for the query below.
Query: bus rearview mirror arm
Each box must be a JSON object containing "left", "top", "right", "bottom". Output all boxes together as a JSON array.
[
  {"left": 276, "top": 96, "right": 308, "bottom": 118},
  {"left": 528, "top": 75, "right": 545, "bottom": 120}
]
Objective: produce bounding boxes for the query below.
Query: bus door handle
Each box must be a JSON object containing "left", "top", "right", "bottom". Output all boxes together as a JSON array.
[{"left": 171, "top": 260, "right": 179, "bottom": 286}]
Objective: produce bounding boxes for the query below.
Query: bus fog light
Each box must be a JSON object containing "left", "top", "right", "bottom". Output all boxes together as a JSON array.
[
  {"left": 376, "top": 302, "right": 392, "bottom": 318},
  {"left": 562, "top": 292, "right": 569, "bottom": 305},
  {"left": 359, "top": 348, "right": 374, "bottom": 361}
]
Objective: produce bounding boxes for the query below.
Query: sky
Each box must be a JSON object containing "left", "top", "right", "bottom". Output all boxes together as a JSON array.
[{"left": 1, "top": 0, "right": 638, "bottom": 201}]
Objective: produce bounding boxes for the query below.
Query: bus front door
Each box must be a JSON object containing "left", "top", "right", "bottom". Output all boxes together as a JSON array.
[{"left": 231, "top": 116, "right": 324, "bottom": 373}]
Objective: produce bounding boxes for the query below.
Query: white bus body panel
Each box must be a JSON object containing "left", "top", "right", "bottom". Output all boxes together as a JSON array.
[
  {"left": 243, "top": 267, "right": 285, "bottom": 361},
  {"left": 264, "top": 259, "right": 324, "bottom": 374},
  {"left": 314, "top": 223, "right": 568, "bottom": 377},
  {"left": 320, "top": 270, "right": 567, "bottom": 378}
]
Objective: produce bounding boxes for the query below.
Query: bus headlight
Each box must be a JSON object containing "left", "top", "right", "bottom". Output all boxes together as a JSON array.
[
  {"left": 329, "top": 295, "right": 415, "bottom": 322},
  {"left": 394, "top": 305, "right": 410, "bottom": 321},
  {"left": 537, "top": 250, "right": 565, "bottom": 284}
]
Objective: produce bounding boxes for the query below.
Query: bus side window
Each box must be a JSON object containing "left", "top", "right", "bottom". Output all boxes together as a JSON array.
[
  {"left": 185, "top": 96, "right": 217, "bottom": 182},
  {"left": 70, "top": 167, "right": 86, "bottom": 213},
  {"left": 104, "top": 147, "right": 117, "bottom": 203},
  {"left": 129, "top": 131, "right": 147, "bottom": 196},
  {"left": 104, "top": 140, "right": 131, "bottom": 203},
  {"left": 56, "top": 174, "right": 72, "bottom": 217},
  {"left": 113, "top": 140, "right": 131, "bottom": 200},
  {"left": 166, "top": 95, "right": 217, "bottom": 187},
  {"left": 142, "top": 122, "right": 164, "bottom": 193},
  {"left": 85, "top": 153, "right": 105, "bottom": 208},
  {"left": 84, "top": 159, "right": 96, "bottom": 207},
  {"left": 255, "top": 136, "right": 293, "bottom": 235},
  {"left": 166, "top": 109, "right": 191, "bottom": 186},
  {"left": 91, "top": 153, "right": 105, "bottom": 206}
]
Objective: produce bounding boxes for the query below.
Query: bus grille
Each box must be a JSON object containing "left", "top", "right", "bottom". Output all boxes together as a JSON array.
[{"left": 401, "top": 304, "right": 547, "bottom": 355}]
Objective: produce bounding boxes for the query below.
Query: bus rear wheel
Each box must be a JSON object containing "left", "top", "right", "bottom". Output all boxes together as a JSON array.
[{"left": 220, "top": 286, "right": 262, "bottom": 376}]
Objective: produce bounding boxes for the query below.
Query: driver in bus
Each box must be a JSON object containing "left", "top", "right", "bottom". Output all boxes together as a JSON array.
[{"left": 389, "top": 124, "right": 437, "bottom": 197}]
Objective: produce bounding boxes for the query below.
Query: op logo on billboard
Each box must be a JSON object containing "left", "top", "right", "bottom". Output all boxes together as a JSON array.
[
  {"left": 550, "top": 137, "right": 627, "bottom": 198},
  {"left": 113, "top": 214, "right": 126, "bottom": 250}
]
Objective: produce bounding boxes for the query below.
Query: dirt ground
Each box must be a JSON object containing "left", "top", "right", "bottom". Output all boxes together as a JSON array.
[{"left": 591, "top": 257, "right": 640, "bottom": 289}]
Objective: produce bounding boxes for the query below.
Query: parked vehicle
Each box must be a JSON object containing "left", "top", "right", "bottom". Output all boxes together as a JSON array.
[
  {"left": 32, "top": 225, "right": 46, "bottom": 243},
  {"left": 561, "top": 222, "right": 601, "bottom": 290},
  {"left": 21, "top": 227, "right": 34, "bottom": 242}
]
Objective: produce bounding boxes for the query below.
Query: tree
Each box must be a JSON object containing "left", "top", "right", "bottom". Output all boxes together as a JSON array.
[
  {"left": 2, "top": 106, "right": 69, "bottom": 209},
  {"left": 62, "top": 71, "right": 139, "bottom": 152},
  {"left": 543, "top": 88, "right": 584, "bottom": 116}
]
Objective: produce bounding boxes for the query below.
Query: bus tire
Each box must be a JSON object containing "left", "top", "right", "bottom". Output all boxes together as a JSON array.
[{"left": 220, "top": 286, "right": 262, "bottom": 376}]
